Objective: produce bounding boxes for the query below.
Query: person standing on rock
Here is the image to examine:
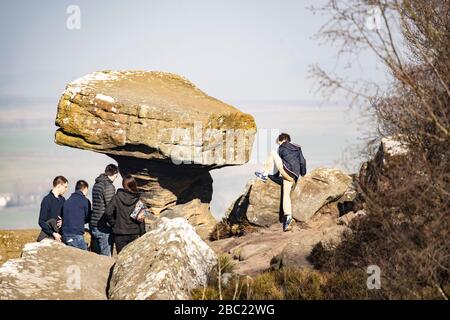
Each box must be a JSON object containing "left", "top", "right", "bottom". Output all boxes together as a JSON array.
[
  {"left": 37, "top": 176, "right": 68, "bottom": 242},
  {"left": 90, "top": 164, "right": 119, "bottom": 256},
  {"left": 61, "top": 180, "right": 92, "bottom": 250},
  {"left": 105, "top": 175, "right": 146, "bottom": 253},
  {"left": 255, "top": 133, "right": 306, "bottom": 232}
]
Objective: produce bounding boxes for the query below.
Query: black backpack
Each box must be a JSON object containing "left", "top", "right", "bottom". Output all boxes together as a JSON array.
[{"left": 298, "top": 147, "right": 307, "bottom": 176}]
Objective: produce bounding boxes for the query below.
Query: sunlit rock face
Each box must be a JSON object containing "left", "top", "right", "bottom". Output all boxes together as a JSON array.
[{"left": 54, "top": 71, "right": 257, "bottom": 236}]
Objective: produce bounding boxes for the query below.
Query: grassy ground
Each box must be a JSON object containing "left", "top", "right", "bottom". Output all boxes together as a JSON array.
[
  {"left": 0, "top": 229, "right": 40, "bottom": 265},
  {"left": 0, "top": 229, "right": 93, "bottom": 266}
]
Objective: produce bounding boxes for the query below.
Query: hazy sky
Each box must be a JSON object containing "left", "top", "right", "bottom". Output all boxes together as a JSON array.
[{"left": 0, "top": 0, "right": 385, "bottom": 103}]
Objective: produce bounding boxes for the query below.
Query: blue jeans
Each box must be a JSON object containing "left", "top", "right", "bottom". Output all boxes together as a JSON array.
[
  {"left": 90, "top": 226, "right": 114, "bottom": 256},
  {"left": 63, "top": 234, "right": 87, "bottom": 251}
]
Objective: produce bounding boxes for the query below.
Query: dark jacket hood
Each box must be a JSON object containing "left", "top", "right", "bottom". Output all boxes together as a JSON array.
[
  {"left": 116, "top": 188, "right": 140, "bottom": 206},
  {"left": 95, "top": 173, "right": 111, "bottom": 184}
]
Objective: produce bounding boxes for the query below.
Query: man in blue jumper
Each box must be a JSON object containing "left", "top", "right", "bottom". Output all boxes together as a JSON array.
[
  {"left": 62, "top": 180, "right": 92, "bottom": 250},
  {"left": 37, "top": 176, "right": 68, "bottom": 242}
]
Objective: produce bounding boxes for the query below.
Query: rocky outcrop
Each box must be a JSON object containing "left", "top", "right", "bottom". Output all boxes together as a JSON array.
[
  {"left": 160, "top": 199, "right": 217, "bottom": 240},
  {"left": 359, "top": 136, "right": 409, "bottom": 193},
  {"left": 291, "top": 168, "right": 353, "bottom": 222},
  {"left": 227, "top": 168, "right": 353, "bottom": 227},
  {"left": 54, "top": 71, "right": 256, "bottom": 235},
  {"left": 0, "top": 239, "right": 114, "bottom": 300},
  {"left": 108, "top": 217, "right": 217, "bottom": 300}
]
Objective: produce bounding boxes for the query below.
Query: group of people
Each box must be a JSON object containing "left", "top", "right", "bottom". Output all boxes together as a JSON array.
[
  {"left": 37, "top": 164, "right": 146, "bottom": 256},
  {"left": 37, "top": 132, "right": 304, "bottom": 253}
]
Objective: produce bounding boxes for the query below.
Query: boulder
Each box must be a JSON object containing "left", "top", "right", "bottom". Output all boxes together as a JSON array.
[
  {"left": 232, "top": 243, "right": 271, "bottom": 261},
  {"left": 337, "top": 209, "right": 366, "bottom": 226},
  {"left": 226, "top": 168, "right": 353, "bottom": 226},
  {"left": 159, "top": 199, "right": 217, "bottom": 240},
  {"left": 291, "top": 168, "right": 352, "bottom": 222},
  {"left": 246, "top": 178, "right": 283, "bottom": 227},
  {"left": 108, "top": 217, "right": 217, "bottom": 300},
  {"left": 359, "top": 136, "right": 409, "bottom": 193},
  {"left": 54, "top": 70, "right": 256, "bottom": 221},
  {"left": 0, "top": 239, "right": 115, "bottom": 300}
]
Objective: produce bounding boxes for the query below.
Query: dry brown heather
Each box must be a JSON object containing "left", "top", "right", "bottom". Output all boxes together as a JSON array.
[{"left": 0, "top": 230, "right": 39, "bottom": 265}]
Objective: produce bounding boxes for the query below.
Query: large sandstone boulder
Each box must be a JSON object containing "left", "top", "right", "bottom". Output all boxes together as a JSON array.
[
  {"left": 159, "top": 199, "right": 217, "bottom": 240},
  {"left": 54, "top": 71, "right": 256, "bottom": 232},
  {"left": 108, "top": 217, "right": 217, "bottom": 300},
  {"left": 0, "top": 239, "right": 114, "bottom": 300},
  {"left": 226, "top": 168, "right": 353, "bottom": 226},
  {"left": 291, "top": 168, "right": 352, "bottom": 222}
]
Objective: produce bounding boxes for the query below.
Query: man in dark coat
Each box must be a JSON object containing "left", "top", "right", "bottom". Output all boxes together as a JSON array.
[
  {"left": 37, "top": 176, "right": 68, "bottom": 242},
  {"left": 255, "top": 133, "right": 305, "bottom": 232},
  {"left": 89, "top": 164, "right": 118, "bottom": 256}
]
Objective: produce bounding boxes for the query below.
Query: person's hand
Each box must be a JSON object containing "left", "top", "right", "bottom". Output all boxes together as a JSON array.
[
  {"left": 56, "top": 216, "right": 62, "bottom": 228},
  {"left": 136, "top": 211, "right": 145, "bottom": 222},
  {"left": 53, "top": 232, "right": 62, "bottom": 242}
]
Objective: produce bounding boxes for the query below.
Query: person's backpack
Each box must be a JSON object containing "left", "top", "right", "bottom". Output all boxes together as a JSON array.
[{"left": 298, "top": 147, "right": 307, "bottom": 176}]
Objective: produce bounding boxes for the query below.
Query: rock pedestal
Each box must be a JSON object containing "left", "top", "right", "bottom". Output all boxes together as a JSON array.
[{"left": 55, "top": 71, "right": 257, "bottom": 237}]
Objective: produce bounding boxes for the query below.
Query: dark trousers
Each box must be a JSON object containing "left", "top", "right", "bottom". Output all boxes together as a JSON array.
[{"left": 114, "top": 234, "right": 140, "bottom": 253}]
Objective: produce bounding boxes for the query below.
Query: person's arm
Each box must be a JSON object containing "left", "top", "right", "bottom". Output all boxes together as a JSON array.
[
  {"left": 103, "top": 183, "right": 115, "bottom": 206},
  {"left": 38, "top": 197, "right": 53, "bottom": 236},
  {"left": 85, "top": 199, "right": 92, "bottom": 223},
  {"left": 104, "top": 196, "right": 116, "bottom": 227}
]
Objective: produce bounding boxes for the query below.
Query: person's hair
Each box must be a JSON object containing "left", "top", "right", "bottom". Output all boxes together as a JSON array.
[
  {"left": 105, "top": 164, "right": 118, "bottom": 176},
  {"left": 122, "top": 174, "right": 138, "bottom": 193},
  {"left": 75, "top": 180, "right": 89, "bottom": 191},
  {"left": 277, "top": 133, "right": 291, "bottom": 143},
  {"left": 53, "top": 176, "right": 68, "bottom": 187}
]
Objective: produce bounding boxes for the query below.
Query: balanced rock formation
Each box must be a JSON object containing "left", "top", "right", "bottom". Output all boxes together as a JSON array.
[
  {"left": 55, "top": 71, "right": 257, "bottom": 237},
  {"left": 0, "top": 239, "right": 114, "bottom": 300},
  {"left": 108, "top": 217, "right": 217, "bottom": 300},
  {"left": 227, "top": 167, "right": 353, "bottom": 227}
]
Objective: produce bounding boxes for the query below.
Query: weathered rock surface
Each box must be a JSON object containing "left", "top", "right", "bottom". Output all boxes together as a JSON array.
[
  {"left": 232, "top": 243, "right": 271, "bottom": 261},
  {"left": 160, "top": 199, "right": 217, "bottom": 240},
  {"left": 54, "top": 70, "right": 256, "bottom": 227},
  {"left": 291, "top": 168, "right": 353, "bottom": 222},
  {"left": 0, "top": 239, "right": 115, "bottom": 300},
  {"left": 108, "top": 217, "right": 217, "bottom": 300},
  {"left": 55, "top": 71, "right": 256, "bottom": 164},
  {"left": 208, "top": 213, "right": 352, "bottom": 276},
  {"left": 227, "top": 168, "right": 353, "bottom": 226},
  {"left": 359, "top": 136, "right": 409, "bottom": 193}
]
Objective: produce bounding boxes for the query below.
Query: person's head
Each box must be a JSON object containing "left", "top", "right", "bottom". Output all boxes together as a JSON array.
[
  {"left": 122, "top": 174, "right": 138, "bottom": 193},
  {"left": 276, "top": 133, "right": 291, "bottom": 145},
  {"left": 105, "top": 164, "right": 119, "bottom": 182},
  {"left": 52, "top": 176, "right": 68, "bottom": 196},
  {"left": 75, "top": 180, "right": 89, "bottom": 196}
]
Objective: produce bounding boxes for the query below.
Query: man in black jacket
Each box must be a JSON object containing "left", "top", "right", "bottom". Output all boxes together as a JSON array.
[
  {"left": 36, "top": 176, "right": 68, "bottom": 242},
  {"left": 255, "top": 133, "right": 304, "bottom": 232},
  {"left": 89, "top": 164, "right": 118, "bottom": 256}
]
